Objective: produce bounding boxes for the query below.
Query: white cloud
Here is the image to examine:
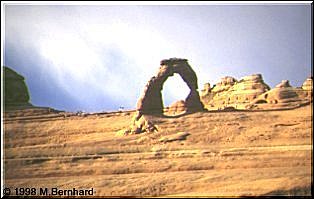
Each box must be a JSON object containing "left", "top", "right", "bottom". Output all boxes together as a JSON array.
[{"left": 33, "top": 11, "right": 191, "bottom": 109}]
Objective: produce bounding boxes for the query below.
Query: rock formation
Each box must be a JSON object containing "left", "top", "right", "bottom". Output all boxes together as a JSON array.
[
  {"left": 120, "top": 58, "right": 204, "bottom": 135},
  {"left": 137, "top": 58, "right": 204, "bottom": 114},
  {"left": 4, "top": 66, "right": 32, "bottom": 109},
  {"left": 275, "top": 80, "right": 292, "bottom": 88},
  {"left": 201, "top": 74, "right": 270, "bottom": 110},
  {"left": 159, "top": 132, "right": 190, "bottom": 143},
  {"left": 200, "top": 83, "right": 211, "bottom": 97},
  {"left": 164, "top": 100, "right": 187, "bottom": 116},
  {"left": 299, "top": 77, "right": 313, "bottom": 101},
  {"left": 302, "top": 77, "right": 312, "bottom": 90},
  {"left": 247, "top": 79, "right": 311, "bottom": 110},
  {"left": 298, "top": 77, "right": 313, "bottom": 102},
  {"left": 211, "top": 76, "right": 237, "bottom": 93}
]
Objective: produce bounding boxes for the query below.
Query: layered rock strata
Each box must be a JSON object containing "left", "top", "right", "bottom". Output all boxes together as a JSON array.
[
  {"left": 248, "top": 79, "right": 312, "bottom": 109},
  {"left": 201, "top": 74, "right": 270, "bottom": 110}
]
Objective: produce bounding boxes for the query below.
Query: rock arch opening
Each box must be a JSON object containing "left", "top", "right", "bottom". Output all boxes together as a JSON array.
[{"left": 162, "top": 74, "right": 191, "bottom": 107}]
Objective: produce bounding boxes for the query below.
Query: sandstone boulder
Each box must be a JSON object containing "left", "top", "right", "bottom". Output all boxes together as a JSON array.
[
  {"left": 296, "top": 77, "right": 312, "bottom": 102},
  {"left": 275, "top": 80, "right": 292, "bottom": 88},
  {"left": 165, "top": 100, "right": 187, "bottom": 116},
  {"left": 302, "top": 77, "right": 312, "bottom": 91},
  {"left": 116, "top": 112, "right": 159, "bottom": 136},
  {"left": 159, "top": 132, "right": 190, "bottom": 143}
]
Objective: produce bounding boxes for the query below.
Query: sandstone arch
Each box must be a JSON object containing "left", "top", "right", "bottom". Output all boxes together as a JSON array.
[
  {"left": 118, "top": 58, "right": 204, "bottom": 135},
  {"left": 136, "top": 58, "right": 204, "bottom": 114}
]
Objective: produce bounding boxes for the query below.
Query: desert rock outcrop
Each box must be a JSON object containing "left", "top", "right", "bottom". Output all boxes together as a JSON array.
[
  {"left": 275, "top": 80, "right": 292, "bottom": 88},
  {"left": 200, "top": 83, "right": 211, "bottom": 96},
  {"left": 164, "top": 100, "right": 187, "bottom": 116},
  {"left": 211, "top": 76, "right": 237, "bottom": 93},
  {"left": 298, "top": 77, "right": 313, "bottom": 102},
  {"left": 301, "top": 77, "right": 312, "bottom": 91},
  {"left": 298, "top": 77, "right": 313, "bottom": 101},
  {"left": 247, "top": 79, "right": 311, "bottom": 110},
  {"left": 201, "top": 74, "right": 270, "bottom": 110},
  {"left": 4, "top": 66, "right": 32, "bottom": 109}
]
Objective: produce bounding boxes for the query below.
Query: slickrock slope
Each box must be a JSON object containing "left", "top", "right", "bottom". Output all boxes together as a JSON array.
[
  {"left": 2, "top": 63, "right": 312, "bottom": 197},
  {"left": 4, "top": 104, "right": 312, "bottom": 197}
]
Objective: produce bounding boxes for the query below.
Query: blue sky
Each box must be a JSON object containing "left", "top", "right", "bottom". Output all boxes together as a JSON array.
[{"left": 3, "top": 3, "right": 312, "bottom": 112}]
